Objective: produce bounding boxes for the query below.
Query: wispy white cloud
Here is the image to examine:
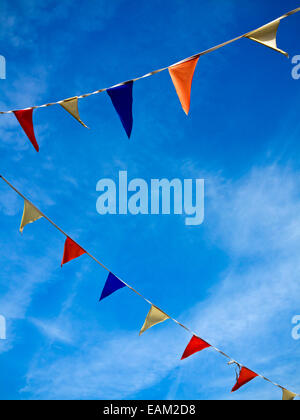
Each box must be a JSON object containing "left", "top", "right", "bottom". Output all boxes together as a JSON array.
[
  {"left": 29, "top": 317, "right": 74, "bottom": 345},
  {"left": 0, "top": 187, "right": 19, "bottom": 216},
  {"left": 0, "top": 254, "right": 57, "bottom": 320},
  {"left": 207, "top": 165, "right": 300, "bottom": 257},
  {"left": 0, "top": 0, "right": 124, "bottom": 49},
  {"left": 22, "top": 329, "right": 181, "bottom": 399}
]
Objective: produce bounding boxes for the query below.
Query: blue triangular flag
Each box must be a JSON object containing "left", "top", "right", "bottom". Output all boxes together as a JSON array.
[
  {"left": 100, "top": 272, "right": 126, "bottom": 301},
  {"left": 107, "top": 82, "right": 133, "bottom": 138}
]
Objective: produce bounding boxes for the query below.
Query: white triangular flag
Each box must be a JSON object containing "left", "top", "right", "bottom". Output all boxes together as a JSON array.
[
  {"left": 60, "top": 97, "right": 88, "bottom": 127},
  {"left": 246, "top": 20, "right": 288, "bottom": 57},
  {"left": 20, "top": 200, "right": 43, "bottom": 233},
  {"left": 282, "top": 389, "right": 297, "bottom": 401},
  {"left": 139, "top": 305, "right": 170, "bottom": 336}
]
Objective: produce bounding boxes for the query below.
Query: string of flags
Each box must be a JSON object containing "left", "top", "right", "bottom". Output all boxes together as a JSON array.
[
  {"left": 1, "top": 173, "right": 298, "bottom": 400},
  {"left": 1, "top": 7, "right": 299, "bottom": 151}
]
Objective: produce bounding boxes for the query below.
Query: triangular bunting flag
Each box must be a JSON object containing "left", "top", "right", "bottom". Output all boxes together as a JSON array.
[
  {"left": 246, "top": 20, "right": 288, "bottom": 57},
  {"left": 282, "top": 389, "right": 297, "bottom": 401},
  {"left": 61, "top": 237, "right": 86, "bottom": 267},
  {"left": 100, "top": 272, "right": 126, "bottom": 301},
  {"left": 59, "top": 97, "right": 88, "bottom": 128},
  {"left": 20, "top": 200, "right": 43, "bottom": 233},
  {"left": 169, "top": 57, "right": 199, "bottom": 115},
  {"left": 139, "top": 305, "right": 170, "bottom": 336},
  {"left": 14, "top": 109, "right": 39, "bottom": 152},
  {"left": 181, "top": 336, "right": 211, "bottom": 360},
  {"left": 231, "top": 367, "right": 258, "bottom": 392},
  {"left": 107, "top": 82, "right": 133, "bottom": 138}
]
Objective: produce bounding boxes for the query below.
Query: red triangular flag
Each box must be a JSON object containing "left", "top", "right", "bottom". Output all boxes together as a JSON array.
[
  {"left": 231, "top": 367, "right": 258, "bottom": 392},
  {"left": 181, "top": 336, "right": 211, "bottom": 360},
  {"left": 14, "top": 109, "right": 39, "bottom": 152},
  {"left": 61, "top": 237, "right": 86, "bottom": 267},
  {"left": 169, "top": 57, "right": 199, "bottom": 115}
]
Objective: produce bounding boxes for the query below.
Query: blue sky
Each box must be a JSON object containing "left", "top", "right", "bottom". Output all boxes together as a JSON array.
[{"left": 0, "top": 0, "right": 300, "bottom": 400}]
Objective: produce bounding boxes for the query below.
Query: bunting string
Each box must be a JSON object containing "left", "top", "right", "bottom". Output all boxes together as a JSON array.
[
  {"left": 0, "top": 6, "right": 298, "bottom": 118},
  {"left": 1, "top": 7, "right": 299, "bottom": 149},
  {"left": 0, "top": 173, "right": 298, "bottom": 399}
]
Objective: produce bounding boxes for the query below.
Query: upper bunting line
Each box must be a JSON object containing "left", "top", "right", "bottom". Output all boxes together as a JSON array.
[
  {"left": 0, "top": 6, "right": 299, "bottom": 115},
  {"left": 1, "top": 173, "right": 298, "bottom": 398}
]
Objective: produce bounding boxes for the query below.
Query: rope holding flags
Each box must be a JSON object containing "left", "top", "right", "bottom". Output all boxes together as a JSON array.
[
  {"left": 2, "top": 7, "right": 299, "bottom": 150},
  {"left": 0, "top": 173, "right": 299, "bottom": 400}
]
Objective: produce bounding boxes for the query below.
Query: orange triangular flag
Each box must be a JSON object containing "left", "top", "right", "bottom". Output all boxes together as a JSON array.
[
  {"left": 231, "top": 367, "right": 258, "bottom": 392},
  {"left": 61, "top": 237, "right": 86, "bottom": 267},
  {"left": 169, "top": 57, "right": 199, "bottom": 115}
]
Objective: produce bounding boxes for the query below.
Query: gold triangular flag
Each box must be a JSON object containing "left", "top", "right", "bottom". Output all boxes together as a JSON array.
[
  {"left": 59, "top": 97, "right": 88, "bottom": 128},
  {"left": 246, "top": 20, "right": 288, "bottom": 57},
  {"left": 20, "top": 200, "right": 43, "bottom": 233},
  {"left": 282, "top": 389, "right": 297, "bottom": 401},
  {"left": 139, "top": 305, "right": 170, "bottom": 336}
]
